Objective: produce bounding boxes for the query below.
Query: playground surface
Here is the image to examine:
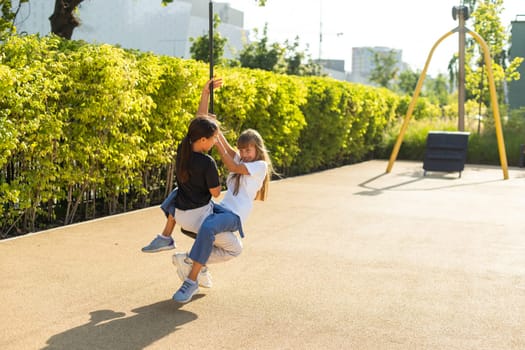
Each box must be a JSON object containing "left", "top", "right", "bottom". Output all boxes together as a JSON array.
[{"left": 1, "top": 160, "right": 524, "bottom": 350}]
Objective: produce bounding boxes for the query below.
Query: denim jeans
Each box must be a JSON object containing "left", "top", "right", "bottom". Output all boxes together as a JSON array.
[
  {"left": 189, "top": 203, "right": 243, "bottom": 265},
  {"left": 160, "top": 188, "right": 178, "bottom": 218}
]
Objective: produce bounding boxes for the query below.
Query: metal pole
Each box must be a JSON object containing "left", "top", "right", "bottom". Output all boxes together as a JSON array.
[
  {"left": 468, "top": 29, "right": 509, "bottom": 179},
  {"left": 478, "top": 60, "right": 484, "bottom": 134},
  {"left": 209, "top": 0, "right": 214, "bottom": 114},
  {"left": 318, "top": 0, "right": 322, "bottom": 60},
  {"left": 457, "top": 6, "right": 467, "bottom": 131}
]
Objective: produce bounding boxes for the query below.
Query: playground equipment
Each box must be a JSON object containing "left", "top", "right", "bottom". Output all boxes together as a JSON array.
[
  {"left": 386, "top": 5, "right": 509, "bottom": 180},
  {"left": 208, "top": 0, "right": 215, "bottom": 114}
]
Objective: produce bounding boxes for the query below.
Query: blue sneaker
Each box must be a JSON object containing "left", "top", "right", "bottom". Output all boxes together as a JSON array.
[
  {"left": 141, "top": 235, "right": 175, "bottom": 253},
  {"left": 173, "top": 279, "right": 199, "bottom": 303}
]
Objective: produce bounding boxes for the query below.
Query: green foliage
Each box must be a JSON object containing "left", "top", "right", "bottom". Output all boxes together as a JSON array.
[
  {"left": 0, "top": 34, "right": 68, "bottom": 232},
  {"left": 189, "top": 15, "right": 227, "bottom": 66},
  {"left": 239, "top": 24, "right": 285, "bottom": 72},
  {"left": 395, "top": 96, "right": 443, "bottom": 121},
  {"left": 369, "top": 49, "right": 399, "bottom": 88},
  {"left": 469, "top": 109, "right": 525, "bottom": 166},
  {"left": 0, "top": 34, "right": 190, "bottom": 233},
  {"left": 292, "top": 79, "right": 398, "bottom": 174},
  {"left": 283, "top": 37, "right": 323, "bottom": 76},
  {"left": 377, "top": 118, "right": 458, "bottom": 161},
  {"left": 238, "top": 25, "right": 322, "bottom": 77},
  {"left": 0, "top": 0, "right": 29, "bottom": 40},
  {"left": 214, "top": 67, "right": 307, "bottom": 173},
  {"left": 455, "top": 0, "right": 523, "bottom": 109},
  {"left": 8, "top": 33, "right": 516, "bottom": 238},
  {"left": 243, "top": 72, "right": 307, "bottom": 171},
  {"left": 59, "top": 43, "right": 155, "bottom": 219},
  {"left": 378, "top": 107, "right": 525, "bottom": 169},
  {"left": 396, "top": 69, "right": 419, "bottom": 95},
  {"left": 134, "top": 54, "right": 206, "bottom": 202},
  {"left": 424, "top": 73, "right": 451, "bottom": 107}
]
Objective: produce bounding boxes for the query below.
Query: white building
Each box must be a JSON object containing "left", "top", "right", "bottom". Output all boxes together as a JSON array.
[
  {"left": 14, "top": 0, "right": 247, "bottom": 60},
  {"left": 314, "top": 59, "right": 347, "bottom": 81},
  {"left": 13, "top": 1, "right": 410, "bottom": 85}
]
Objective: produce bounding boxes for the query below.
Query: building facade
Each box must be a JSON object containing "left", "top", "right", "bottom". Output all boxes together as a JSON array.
[
  {"left": 508, "top": 17, "right": 525, "bottom": 111},
  {"left": 12, "top": 1, "right": 410, "bottom": 85},
  {"left": 14, "top": 0, "right": 247, "bottom": 60}
]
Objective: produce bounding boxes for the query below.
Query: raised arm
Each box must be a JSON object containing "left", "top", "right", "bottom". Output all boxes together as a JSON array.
[
  {"left": 214, "top": 132, "right": 250, "bottom": 175},
  {"left": 196, "top": 77, "right": 223, "bottom": 117}
]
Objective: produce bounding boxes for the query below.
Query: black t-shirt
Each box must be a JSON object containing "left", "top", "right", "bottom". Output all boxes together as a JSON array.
[{"left": 175, "top": 149, "right": 220, "bottom": 210}]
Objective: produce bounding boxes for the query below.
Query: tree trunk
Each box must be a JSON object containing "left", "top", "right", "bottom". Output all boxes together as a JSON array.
[
  {"left": 49, "top": 0, "right": 84, "bottom": 39},
  {"left": 165, "top": 160, "right": 175, "bottom": 197}
]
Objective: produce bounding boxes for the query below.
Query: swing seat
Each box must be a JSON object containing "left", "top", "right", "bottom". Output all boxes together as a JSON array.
[{"left": 180, "top": 227, "right": 197, "bottom": 240}]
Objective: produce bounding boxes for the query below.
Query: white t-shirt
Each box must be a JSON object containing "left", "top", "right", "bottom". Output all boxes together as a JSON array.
[{"left": 219, "top": 155, "right": 267, "bottom": 225}]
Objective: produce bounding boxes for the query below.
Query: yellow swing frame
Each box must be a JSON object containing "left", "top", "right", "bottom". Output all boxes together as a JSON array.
[{"left": 385, "top": 27, "right": 509, "bottom": 179}]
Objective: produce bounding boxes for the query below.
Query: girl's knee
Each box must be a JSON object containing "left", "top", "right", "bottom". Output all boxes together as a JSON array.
[
  {"left": 231, "top": 239, "right": 243, "bottom": 257},
  {"left": 199, "top": 221, "right": 217, "bottom": 240}
]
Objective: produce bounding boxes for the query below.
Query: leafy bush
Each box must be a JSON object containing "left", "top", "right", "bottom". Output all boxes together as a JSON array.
[{"left": 0, "top": 34, "right": 445, "bottom": 236}]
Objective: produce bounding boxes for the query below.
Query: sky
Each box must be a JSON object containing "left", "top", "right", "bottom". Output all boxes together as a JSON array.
[{"left": 226, "top": 0, "right": 524, "bottom": 77}]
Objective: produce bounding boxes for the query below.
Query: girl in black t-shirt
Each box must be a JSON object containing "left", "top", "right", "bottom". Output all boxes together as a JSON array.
[
  {"left": 141, "top": 79, "right": 223, "bottom": 253},
  {"left": 174, "top": 116, "right": 221, "bottom": 211}
]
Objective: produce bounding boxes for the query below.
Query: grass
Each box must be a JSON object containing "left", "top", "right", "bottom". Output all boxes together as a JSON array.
[{"left": 377, "top": 112, "right": 525, "bottom": 167}]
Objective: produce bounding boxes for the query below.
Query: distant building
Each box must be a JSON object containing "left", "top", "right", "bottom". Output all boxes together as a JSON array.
[
  {"left": 14, "top": 0, "right": 247, "bottom": 60},
  {"left": 315, "top": 59, "right": 347, "bottom": 81},
  {"left": 508, "top": 17, "right": 525, "bottom": 111},
  {"left": 348, "top": 46, "right": 405, "bottom": 85}
]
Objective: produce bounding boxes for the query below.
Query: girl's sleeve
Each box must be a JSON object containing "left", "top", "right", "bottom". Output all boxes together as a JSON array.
[{"left": 244, "top": 160, "right": 267, "bottom": 179}]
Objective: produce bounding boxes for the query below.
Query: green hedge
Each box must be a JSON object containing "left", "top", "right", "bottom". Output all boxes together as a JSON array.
[{"left": 1, "top": 35, "right": 431, "bottom": 236}]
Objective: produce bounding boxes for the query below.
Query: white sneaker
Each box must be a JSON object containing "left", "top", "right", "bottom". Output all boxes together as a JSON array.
[
  {"left": 172, "top": 253, "right": 213, "bottom": 288},
  {"left": 172, "top": 253, "right": 192, "bottom": 282},
  {"left": 198, "top": 267, "right": 213, "bottom": 288}
]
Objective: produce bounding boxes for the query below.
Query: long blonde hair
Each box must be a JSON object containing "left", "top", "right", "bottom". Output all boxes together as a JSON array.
[{"left": 231, "top": 129, "right": 273, "bottom": 201}]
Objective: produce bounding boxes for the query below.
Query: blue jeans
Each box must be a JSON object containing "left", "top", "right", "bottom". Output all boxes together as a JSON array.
[
  {"left": 189, "top": 203, "right": 243, "bottom": 265},
  {"left": 160, "top": 188, "right": 178, "bottom": 218}
]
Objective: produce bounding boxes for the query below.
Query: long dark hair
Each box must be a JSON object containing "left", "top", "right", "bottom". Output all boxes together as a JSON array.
[{"left": 176, "top": 116, "right": 218, "bottom": 183}]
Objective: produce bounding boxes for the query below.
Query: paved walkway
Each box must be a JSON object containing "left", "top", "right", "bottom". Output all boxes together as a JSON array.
[{"left": 1, "top": 160, "right": 524, "bottom": 350}]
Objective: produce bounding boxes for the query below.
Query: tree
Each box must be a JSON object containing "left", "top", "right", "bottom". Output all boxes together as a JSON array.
[
  {"left": 448, "top": 0, "right": 523, "bottom": 109},
  {"left": 393, "top": 67, "right": 452, "bottom": 112},
  {"left": 424, "top": 73, "right": 451, "bottom": 107},
  {"left": 396, "top": 69, "right": 419, "bottom": 95},
  {"left": 189, "top": 14, "right": 227, "bottom": 65},
  {"left": 468, "top": 0, "right": 522, "bottom": 107},
  {"left": 239, "top": 25, "right": 322, "bottom": 76},
  {"left": 0, "top": 0, "right": 29, "bottom": 40},
  {"left": 369, "top": 49, "right": 399, "bottom": 88},
  {"left": 239, "top": 24, "right": 285, "bottom": 72},
  {"left": 283, "top": 37, "right": 323, "bottom": 76}
]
